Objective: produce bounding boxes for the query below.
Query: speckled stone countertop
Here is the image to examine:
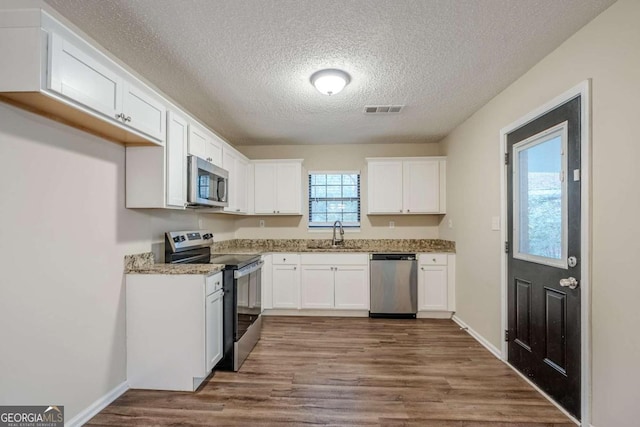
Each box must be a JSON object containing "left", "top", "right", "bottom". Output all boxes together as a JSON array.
[
  {"left": 125, "top": 252, "right": 224, "bottom": 275},
  {"left": 212, "top": 239, "right": 455, "bottom": 255}
]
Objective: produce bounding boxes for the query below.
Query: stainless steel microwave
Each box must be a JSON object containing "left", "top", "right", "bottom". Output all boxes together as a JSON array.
[{"left": 187, "top": 155, "right": 229, "bottom": 208}]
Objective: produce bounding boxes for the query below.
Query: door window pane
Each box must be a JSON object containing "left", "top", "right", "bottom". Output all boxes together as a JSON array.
[{"left": 513, "top": 124, "right": 567, "bottom": 267}]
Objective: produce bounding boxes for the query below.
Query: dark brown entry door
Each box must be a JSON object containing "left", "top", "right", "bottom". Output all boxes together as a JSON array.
[{"left": 506, "top": 96, "right": 581, "bottom": 418}]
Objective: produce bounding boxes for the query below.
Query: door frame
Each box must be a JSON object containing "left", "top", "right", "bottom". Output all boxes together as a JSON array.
[{"left": 499, "top": 80, "right": 591, "bottom": 425}]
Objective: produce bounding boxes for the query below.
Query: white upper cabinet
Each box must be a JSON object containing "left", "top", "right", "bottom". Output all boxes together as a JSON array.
[
  {"left": 254, "top": 163, "right": 277, "bottom": 214},
  {"left": 48, "top": 32, "right": 122, "bottom": 119},
  {"left": 253, "top": 160, "right": 303, "bottom": 215},
  {"left": 165, "top": 110, "right": 189, "bottom": 208},
  {"left": 367, "top": 157, "right": 446, "bottom": 215},
  {"left": 367, "top": 160, "right": 403, "bottom": 214},
  {"left": 48, "top": 32, "right": 166, "bottom": 144},
  {"left": 125, "top": 109, "right": 188, "bottom": 209},
  {"left": 223, "top": 147, "right": 249, "bottom": 214},
  {"left": 122, "top": 81, "right": 166, "bottom": 142},
  {"left": 403, "top": 160, "right": 440, "bottom": 213},
  {"left": 188, "top": 122, "right": 223, "bottom": 167}
]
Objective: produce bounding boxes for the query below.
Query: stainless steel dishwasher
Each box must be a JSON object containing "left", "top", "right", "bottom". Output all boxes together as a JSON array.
[{"left": 369, "top": 253, "right": 418, "bottom": 318}]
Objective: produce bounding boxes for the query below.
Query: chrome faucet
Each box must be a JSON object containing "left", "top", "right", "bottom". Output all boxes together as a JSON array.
[{"left": 332, "top": 220, "right": 344, "bottom": 247}]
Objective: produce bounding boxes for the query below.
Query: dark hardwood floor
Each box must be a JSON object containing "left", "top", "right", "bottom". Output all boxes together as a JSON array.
[{"left": 88, "top": 317, "right": 574, "bottom": 426}]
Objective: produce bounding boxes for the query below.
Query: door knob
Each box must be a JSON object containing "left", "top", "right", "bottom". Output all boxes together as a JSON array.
[{"left": 559, "top": 277, "right": 579, "bottom": 289}]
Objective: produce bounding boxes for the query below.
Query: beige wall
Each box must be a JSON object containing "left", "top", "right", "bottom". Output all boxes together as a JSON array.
[
  {"left": 0, "top": 103, "right": 232, "bottom": 420},
  {"left": 235, "top": 143, "right": 443, "bottom": 239},
  {"left": 438, "top": 0, "right": 638, "bottom": 425}
]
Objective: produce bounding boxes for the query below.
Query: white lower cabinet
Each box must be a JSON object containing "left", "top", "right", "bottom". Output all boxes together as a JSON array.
[
  {"left": 300, "top": 254, "right": 369, "bottom": 311},
  {"left": 334, "top": 265, "right": 369, "bottom": 310},
  {"left": 126, "top": 271, "right": 223, "bottom": 391},
  {"left": 205, "top": 284, "right": 224, "bottom": 372},
  {"left": 300, "top": 265, "right": 335, "bottom": 309},
  {"left": 271, "top": 254, "right": 300, "bottom": 309},
  {"left": 418, "top": 253, "right": 455, "bottom": 313}
]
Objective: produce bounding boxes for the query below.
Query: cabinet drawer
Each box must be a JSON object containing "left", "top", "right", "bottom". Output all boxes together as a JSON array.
[
  {"left": 272, "top": 253, "right": 299, "bottom": 265},
  {"left": 300, "top": 253, "right": 368, "bottom": 265},
  {"left": 419, "top": 253, "right": 448, "bottom": 265},
  {"left": 205, "top": 272, "right": 223, "bottom": 295}
]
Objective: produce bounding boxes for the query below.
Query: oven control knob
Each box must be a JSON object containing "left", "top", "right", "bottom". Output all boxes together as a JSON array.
[
  {"left": 173, "top": 236, "right": 181, "bottom": 243},
  {"left": 203, "top": 233, "right": 213, "bottom": 240}
]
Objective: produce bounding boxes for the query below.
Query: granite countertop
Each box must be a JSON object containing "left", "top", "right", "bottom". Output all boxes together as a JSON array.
[
  {"left": 212, "top": 239, "right": 455, "bottom": 255},
  {"left": 125, "top": 252, "right": 224, "bottom": 275}
]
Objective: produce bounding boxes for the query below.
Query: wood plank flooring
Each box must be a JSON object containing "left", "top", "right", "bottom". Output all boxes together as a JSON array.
[{"left": 88, "top": 317, "right": 574, "bottom": 426}]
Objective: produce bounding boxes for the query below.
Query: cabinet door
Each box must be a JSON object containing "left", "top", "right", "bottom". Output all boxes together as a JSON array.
[
  {"left": 272, "top": 265, "right": 299, "bottom": 309},
  {"left": 254, "top": 163, "right": 277, "bottom": 214},
  {"left": 207, "top": 134, "right": 223, "bottom": 167},
  {"left": 236, "top": 157, "right": 248, "bottom": 213},
  {"left": 300, "top": 265, "right": 334, "bottom": 309},
  {"left": 188, "top": 123, "right": 208, "bottom": 160},
  {"left": 276, "top": 162, "right": 302, "bottom": 214},
  {"left": 261, "top": 255, "right": 273, "bottom": 310},
  {"left": 48, "top": 32, "right": 122, "bottom": 119},
  {"left": 206, "top": 290, "right": 223, "bottom": 372},
  {"left": 403, "top": 160, "right": 439, "bottom": 213},
  {"left": 122, "top": 81, "right": 166, "bottom": 142},
  {"left": 334, "top": 265, "right": 369, "bottom": 310},
  {"left": 367, "top": 161, "right": 403, "bottom": 214},
  {"left": 166, "top": 111, "right": 188, "bottom": 208},
  {"left": 418, "top": 265, "right": 448, "bottom": 311}
]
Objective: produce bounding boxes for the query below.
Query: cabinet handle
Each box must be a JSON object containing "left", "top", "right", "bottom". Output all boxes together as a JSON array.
[
  {"left": 407, "top": 209, "right": 410, "bottom": 213},
  {"left": 421, "top": 267, "right": 425, "bottom": 271},
  {"left": 236, "top": 209, "right": 240, "bottom": 212},
  {"left": 273, "top": 210, "right": 276, "bottom": 213},
  {"left": 433, "top": 258, "right": 436, "bottom": 262},
  {"left": 115, "top": 113, "right": 124, "bottom": 120},
  {"left": 283, "top": 258, "right": 286, "bottom": 262},
  {"left": 293, "top": 266, "right": 297, "bottom": 270},
  {"left": 125, "top": 116, "right": 132, "bottom": 122},
  {"left": 399, "top": 209, "right": 403, "bottom": 213}
]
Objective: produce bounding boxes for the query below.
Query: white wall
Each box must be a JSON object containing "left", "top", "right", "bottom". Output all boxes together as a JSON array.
[
  {"left": 0, "top": 103, "right": 228, "bottom": 419},
  {"left": 438, "top": 0, "right": 638, "bottom": 425},
  {"left": 236, "top": 142, "right": 443, "bottom": 239}
]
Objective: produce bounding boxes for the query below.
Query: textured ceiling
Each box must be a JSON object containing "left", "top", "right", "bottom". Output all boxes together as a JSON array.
[{"left": 44, "top": 0, "right": 614, "bottom": 146}]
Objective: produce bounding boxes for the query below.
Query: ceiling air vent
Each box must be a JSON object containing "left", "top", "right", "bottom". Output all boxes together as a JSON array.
[{"left": 364, "top": 105, "right": 404, "bottom": 114}]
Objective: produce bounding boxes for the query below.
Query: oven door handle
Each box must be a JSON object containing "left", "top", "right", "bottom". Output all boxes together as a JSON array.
[
  {"left": 171, "top": 254, "right": 211, "bottom": 264},
  {"left": 234, "top": 260, "right": 264, "bottom": 279}
]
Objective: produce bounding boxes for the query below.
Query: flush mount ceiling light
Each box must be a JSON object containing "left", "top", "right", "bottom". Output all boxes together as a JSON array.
[{"left": 310, "top": 69, "right": 351, "bottom": 96}]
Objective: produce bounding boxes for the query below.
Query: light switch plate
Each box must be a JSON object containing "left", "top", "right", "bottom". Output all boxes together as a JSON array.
[
  {"left": 259, "top": 220, "right": 265, "bottom": 228},
  {"left": 389, "top": 221, "right": 395, "bottom": 229},
  {"left": 491, "top": 216, "right": 500, "bottom": 231}
]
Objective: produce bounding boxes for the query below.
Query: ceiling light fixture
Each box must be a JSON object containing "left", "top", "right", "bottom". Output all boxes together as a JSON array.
[{"left": 310, "top": 69, "right": 350, "bottom": 96}]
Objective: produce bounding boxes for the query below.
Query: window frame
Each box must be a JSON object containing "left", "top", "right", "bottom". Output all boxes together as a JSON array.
[{"left": 308, "top": 170, "right": 361, "bottom": 229}]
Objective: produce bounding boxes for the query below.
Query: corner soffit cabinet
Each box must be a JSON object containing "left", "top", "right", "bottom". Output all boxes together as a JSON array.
[{"left": 0, "top": 8, "right": 166, "bottom": 146}]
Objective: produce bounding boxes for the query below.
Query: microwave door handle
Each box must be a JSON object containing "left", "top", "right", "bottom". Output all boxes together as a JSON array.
[{"left": 219, "top": 179, "right": 227, "bottom": 202}]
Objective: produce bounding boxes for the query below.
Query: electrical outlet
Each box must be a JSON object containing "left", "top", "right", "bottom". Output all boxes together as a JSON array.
[
  {"left": 259, "top": 220, "right": 265, "bottom": 228},
  {"left": 448, "top": 219, "right": 453, "bottom": 229},
  {"left": 389, "top": 221, "right": 395, "bottom": 229}
]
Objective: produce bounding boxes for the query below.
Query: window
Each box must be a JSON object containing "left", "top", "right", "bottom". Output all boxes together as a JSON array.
[{"left": 308, "top": 172, "right": 360, "bottom": 228}]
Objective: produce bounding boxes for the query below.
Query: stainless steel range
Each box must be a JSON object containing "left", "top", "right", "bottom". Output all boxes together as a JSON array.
[{"left": 165, "top": 230, "right": 263, "bottom": 372}]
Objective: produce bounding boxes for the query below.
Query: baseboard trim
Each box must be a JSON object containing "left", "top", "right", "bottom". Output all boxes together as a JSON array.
[
  {"left": 417, "top": 311, "right": 453, "bottom": 319},
  {"left": 66, "top": 381, "right": 129, "bottom": 427},
  {"left": 262, "top": 309, "right": 369, "bottom": 317},
  {"left": 451, "top": 315, "right": 502, "bottom": 359},
  {"left": 451, "top": 315, "right": 580, "bottom": 426}
]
